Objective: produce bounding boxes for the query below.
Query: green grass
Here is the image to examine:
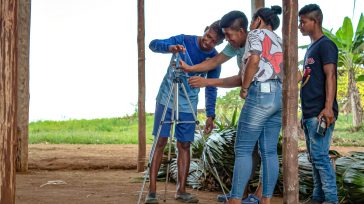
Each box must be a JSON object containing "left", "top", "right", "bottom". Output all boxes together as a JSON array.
[
  {"left": 332, "top": 114, "right": 364, "bottom": 146},
  {"left": 29, "top": 114, "right": 155, "bottom": 144},
  {"left": 29, "top": 113, "right": 364, "bottom": 146}
]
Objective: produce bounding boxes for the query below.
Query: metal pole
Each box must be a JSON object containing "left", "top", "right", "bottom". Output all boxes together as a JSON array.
[{"left": 251, "top": 0, "right": 265, "bottom": 17}]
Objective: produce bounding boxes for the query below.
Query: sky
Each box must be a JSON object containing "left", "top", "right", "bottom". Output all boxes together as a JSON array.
[{"left": 29, "top": 0, "right": 364, "bottom": 121}]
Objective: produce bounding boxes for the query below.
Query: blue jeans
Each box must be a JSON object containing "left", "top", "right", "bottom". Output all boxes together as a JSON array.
[
  {"left": 302, "top": 117, "right": 338, "bottom": 204},
  {"left": 231, "top": 80, "right": 282, "bottom": 199}
]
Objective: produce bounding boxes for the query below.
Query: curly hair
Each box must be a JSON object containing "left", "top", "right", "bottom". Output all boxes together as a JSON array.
[{"left": 205, "top": 20, "right": 225, "bottom": 45}]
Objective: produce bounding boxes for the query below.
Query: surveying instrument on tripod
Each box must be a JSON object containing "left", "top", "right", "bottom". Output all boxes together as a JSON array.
[{"left": 137, "top": 51, "right": 229, "bottom": 204}]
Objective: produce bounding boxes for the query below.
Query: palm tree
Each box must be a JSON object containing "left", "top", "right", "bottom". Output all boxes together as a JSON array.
[{"left": 323, "top": 13, "right": 364, "bottom": 129}]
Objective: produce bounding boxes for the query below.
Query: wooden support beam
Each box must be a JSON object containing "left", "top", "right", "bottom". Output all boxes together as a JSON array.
[
  {"left": 16, "top": 0, "right": 31, "bottom": 173},
  {"left": 0, "top": 0, "right": 18, "bottom": 203},
  {"left": 251, "top": 0, "right": 265, "bottom": 17},
  {"left": 137, "top": 0, "right": 146, "bottom": 172},
  {"left": 282, "top": 0, "right": 299, "bottom": 203}
]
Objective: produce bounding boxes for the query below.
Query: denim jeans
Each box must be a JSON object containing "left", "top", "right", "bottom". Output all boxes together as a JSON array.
[
  {"left": 230, "top": 80, "right": 282, "bottom": 199},
  {"left": 302, "top": 117, "right": 338, "bottom": 204}
]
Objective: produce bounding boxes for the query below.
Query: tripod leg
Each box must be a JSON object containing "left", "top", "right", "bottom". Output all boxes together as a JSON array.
[
  {"left": 180, "top": 83, "right": 229, "bottom": 202},
  {"left": 164, "top": 82, "right": 177, "bottom": 202},
  {"left": 179, "top": 83, "right": 199, "bottom": 122},
  {"left": 137, "top": 84, "right": 175, "bottom": 204},
  {"left": 163, "top": 125, "right": 174, "bottom": 202}
]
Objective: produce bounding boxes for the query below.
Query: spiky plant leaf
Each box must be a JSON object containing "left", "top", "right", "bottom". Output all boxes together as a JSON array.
[
  {"left": 191, "top": 133, "right": 205, "bottom": 158},
  {"left": 169, "top": 158, "right": 205, "bottom": 189},
  {"left": 202, "top": 129, "right": 236, "bottom": 191},
  {"left": 298, "top": 153, "right": 314, "bottom": 200},
  {"left": 357, "top": 75, "right": 364, "bottom": 82},
  {"left": 343, "top": 160, "right": 364, "bottom": 203},
  {"left": 341, "top": 17, "right": 354, "bottom": 49},
  {"left": 230, "top": 107, "right": 238, "bottom": 128}
]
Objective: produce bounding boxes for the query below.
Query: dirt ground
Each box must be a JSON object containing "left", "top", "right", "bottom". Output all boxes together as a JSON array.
[{"left": 16, "top": 144, "right": 364, "bottom": 204}]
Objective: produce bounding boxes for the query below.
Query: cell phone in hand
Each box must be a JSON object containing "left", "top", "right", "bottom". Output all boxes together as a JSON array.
[{"left": 316, "top": 117, "right": 327, "bottom": 136}]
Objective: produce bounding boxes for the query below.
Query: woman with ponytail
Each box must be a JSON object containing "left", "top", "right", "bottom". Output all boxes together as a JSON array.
[{"left": 228, "top": 6, "right": 283, "bottom": 204}]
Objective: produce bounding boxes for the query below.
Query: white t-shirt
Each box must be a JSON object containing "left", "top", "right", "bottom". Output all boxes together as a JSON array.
[{"left": 241, "top": 29, "right": 283, "bottom": 82}]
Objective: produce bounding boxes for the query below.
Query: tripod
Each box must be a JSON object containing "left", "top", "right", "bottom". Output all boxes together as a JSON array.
[{"left": 137, "top": 52, "right": 228, "bottom": 204}]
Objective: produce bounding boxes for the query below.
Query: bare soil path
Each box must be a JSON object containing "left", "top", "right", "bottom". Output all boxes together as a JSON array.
[{"left": 16, "top": 144, "right": 364, "bottom": 204}]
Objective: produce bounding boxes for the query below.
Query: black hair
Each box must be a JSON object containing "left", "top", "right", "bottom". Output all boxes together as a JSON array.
[
  {"left": 253, "top": 5, "right": 282, "bottom": 31},
  {"left": 220, "top": 10, "right": 248, "bottom": 32},
  {"left": 205, "top": 20, "right": 225, "bottom": 45},
  {"left": 298, "top": 4, "right": 323, "bottom": 26}
]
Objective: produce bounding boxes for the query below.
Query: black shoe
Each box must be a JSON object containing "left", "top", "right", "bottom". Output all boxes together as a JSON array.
[
  {"left": 175, "top": 192, "right": 199, "bottom": 203},
  {"left": 145, "top": 192, "right": 159, "bottom": 204},
  {"left": 302, "top": 199, "right": 323, "bottom": 204}
]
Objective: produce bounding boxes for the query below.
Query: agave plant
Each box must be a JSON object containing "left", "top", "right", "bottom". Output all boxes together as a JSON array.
[
  {"left": 201, "top": 129, "right": 237, "bottom": 191},
  {"left": 168, "top": 157, "right": 205, "bottom": 189}
]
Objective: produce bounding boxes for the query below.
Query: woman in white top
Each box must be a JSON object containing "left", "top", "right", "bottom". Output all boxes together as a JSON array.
[{"left": 229, "top": 6, "right": 283, "bottom": 204}]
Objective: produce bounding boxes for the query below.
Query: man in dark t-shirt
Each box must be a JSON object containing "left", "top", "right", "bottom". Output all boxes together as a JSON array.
[
  {"left": 299, "top": 4, "right": 339, "bottom": 204},
  {"left": 300, "top": 36, "right": 339, "bottom": 119}
]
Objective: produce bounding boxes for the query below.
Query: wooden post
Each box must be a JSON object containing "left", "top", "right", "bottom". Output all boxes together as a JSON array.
[
  {"left": 282, "top": 0, "right": 299, "bottom": 203},
  {"left": 0, "top": 0, "right": 18, "bottom": 203},
  {"left": 251, "top": 0, "right": 265, "bottom": 16},
  {"left": 137, "top": 0, "right": 146, "bottom": 172},
  {"left": 16, "top": 0, "right": 31, "bottom": 173}
]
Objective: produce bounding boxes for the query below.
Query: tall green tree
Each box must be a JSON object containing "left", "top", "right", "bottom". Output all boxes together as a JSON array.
[{"left": 323, "top": 13, "right": 364, "bottom": 129}]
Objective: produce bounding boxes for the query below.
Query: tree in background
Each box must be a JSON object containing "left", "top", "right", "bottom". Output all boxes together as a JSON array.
[
  {"left": 336, "top": 70, "right": 364, "bottom": 114},
  {"left": 215, "top": 89, "right": 242, "bottom": 115},
  {"left": 323, "top": 14, "right": 364, "bottom": 130}
]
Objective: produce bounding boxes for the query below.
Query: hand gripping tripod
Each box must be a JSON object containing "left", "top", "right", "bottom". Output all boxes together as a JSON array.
[{"left": 137, "top": 52, "right": 228, "bottom": 204}]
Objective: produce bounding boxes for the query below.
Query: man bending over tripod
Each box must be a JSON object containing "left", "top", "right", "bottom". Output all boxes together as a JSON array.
[{"left": 145, "top": 20, "right": 225, "bottom": 204}]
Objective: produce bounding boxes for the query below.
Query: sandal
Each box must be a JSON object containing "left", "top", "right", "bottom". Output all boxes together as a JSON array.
[
  {"left": 217, "top": 192, "right": 231, "bottom": 202},
  {"left": 242, "top": 194, "right": 260, "bottom": 204},
  {"left": 175, "top": 192, "right": 199, "bottom": 203},
  {"left": 145, "top": 192, "right": 159, "bottom": 204}
]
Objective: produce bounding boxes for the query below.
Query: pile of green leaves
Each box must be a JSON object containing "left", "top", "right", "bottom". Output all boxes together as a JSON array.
[
  {"left": 336, "top": 152, "right": 364, "bottom": 203},
  {"left": 158, "top": 127, "right": 364, "bottom": 204}
]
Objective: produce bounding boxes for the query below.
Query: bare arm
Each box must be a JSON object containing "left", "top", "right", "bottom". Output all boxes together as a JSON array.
[
  {"left": 181, "top": 52, "right": 231, "bottom": 72},
  {"left": 318, "top": 63, "right": 337, "bottom": 127},
  {"left": 210, "top": 75, "right": 242, "bottom": 88},
  {"left": 240, "top": 54, "right": 260, "bottom": 98},
  {"left": 188, "top": 75, "right": 241, "bottom": 88}
]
